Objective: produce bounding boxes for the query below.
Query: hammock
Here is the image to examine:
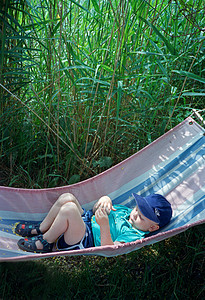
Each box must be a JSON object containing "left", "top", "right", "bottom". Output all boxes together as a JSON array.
[{"left": 0, "top": 116, "right": 205, "bottom": 262}]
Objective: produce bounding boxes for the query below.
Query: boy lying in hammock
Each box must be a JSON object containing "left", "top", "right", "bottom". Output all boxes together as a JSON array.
[{"left": 16, "top": 193, "right": 172, "bottom": 253}]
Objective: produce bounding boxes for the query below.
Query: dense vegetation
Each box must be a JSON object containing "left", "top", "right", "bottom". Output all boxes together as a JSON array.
[{"left": 0, "top": 0, "right": 204, "bottom": 299}]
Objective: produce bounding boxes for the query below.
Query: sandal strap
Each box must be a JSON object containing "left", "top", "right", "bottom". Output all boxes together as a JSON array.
[
  {"left": 34, "top": 224, "right": 42, "bottom": 235},
  {"left": 37, "top": 235, "right": 53, "bottom": 249},
  {"left": 27, "top": 224, "right": 41, "bottom": 235}
]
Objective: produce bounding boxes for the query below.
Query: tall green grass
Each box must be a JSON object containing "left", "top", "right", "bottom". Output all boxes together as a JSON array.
[
  {"left": 0, "top": 1, "right": 204, "bottom": 298},
  {"left": 0, "top": 0, "right": 205, "bottom": 188}
]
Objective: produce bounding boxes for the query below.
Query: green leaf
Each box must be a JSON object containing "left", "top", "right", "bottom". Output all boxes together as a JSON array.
[
  {"left": 91, "top": 0, "right": 100, "bottom": 13},
  {"left": 60, "top": 65, "right": 94, "bottom": 72},
  {"left": 140, "top": 17, "right": 177, "bottom": 55},
  {"left": 173, "top": 70, "right": 205, "bottom": 84},
  {"left": 68, "top": 174, "right": 81, "bottom": 184},
  {"left": 182, "top": 92, "right": 205, "bottom": 96},
  {"left": 76, "top": 77, "right": 110, "bottom": 86},
  {"left": 100, "top": 64, "right": 114, "bottom": 73},
  {"left": 92, "top": 157, "right": 113, "bottom": 168},
  {"left": 69, "top": 0, "right": 94, "bottom": 15},
  {"left": 0, "top": 136, "right": 10, "bottom": 143}
]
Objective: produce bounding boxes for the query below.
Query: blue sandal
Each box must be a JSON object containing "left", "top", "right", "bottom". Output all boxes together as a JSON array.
[
  {"left": 15, "top": 222, "right": 42, "bottom": 237},
  {"left": 17, "top": 235, "right": 54, "bottom": 253}
]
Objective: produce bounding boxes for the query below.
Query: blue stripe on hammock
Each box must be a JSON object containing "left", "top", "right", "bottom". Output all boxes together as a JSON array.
[
  {"left": 113, "top": 137, "right": 205, "bottom": 206},
  {"left": 169, "top": 194, "right": 205, "bottom": 229},
  {"left": 0, "top": 248, "right": 32, "bottom": 258}
]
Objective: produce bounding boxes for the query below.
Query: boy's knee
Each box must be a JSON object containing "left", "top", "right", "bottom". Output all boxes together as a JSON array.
[
  {"left": 57, "top": 193, "right": 76, "bottom": 206},
  {"left": 60, "top": 202, "right": 78, "bottom": 215}
]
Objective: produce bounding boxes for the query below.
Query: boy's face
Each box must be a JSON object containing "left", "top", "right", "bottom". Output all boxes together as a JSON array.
[{"left": 129, "top": 206, "right": 159, "bottom": 232}]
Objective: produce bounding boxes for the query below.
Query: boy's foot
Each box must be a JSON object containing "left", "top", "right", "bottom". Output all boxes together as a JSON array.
[
  {"left": 17, "top": 234, "right": 53, "bottom": 253},
  {"left": 15, "top": 222, "right": 42, "bottom": 237}
]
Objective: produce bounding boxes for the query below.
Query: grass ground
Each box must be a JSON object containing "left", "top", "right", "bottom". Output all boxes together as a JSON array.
[{"left": 0, "top": 225, "right": 204, "bottom": 299}]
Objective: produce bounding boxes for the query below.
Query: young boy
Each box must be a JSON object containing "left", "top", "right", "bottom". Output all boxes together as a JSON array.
[{"left": 16, "top": 192, "right": 172, "bottom": 253}]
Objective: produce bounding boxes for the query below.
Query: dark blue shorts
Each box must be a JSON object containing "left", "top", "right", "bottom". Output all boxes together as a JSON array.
[{"left": 56, "top": 209, "right": 94, "bottom": 251}]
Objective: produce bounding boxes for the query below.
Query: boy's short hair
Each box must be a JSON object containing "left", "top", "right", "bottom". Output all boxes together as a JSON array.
[{"left": 132, "top": 193, "right": 172, "bottom": 228}]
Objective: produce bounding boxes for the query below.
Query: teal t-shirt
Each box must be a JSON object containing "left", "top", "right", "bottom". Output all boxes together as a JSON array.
[{"left": 91, "top": 205, "right": 149, "bottom": 246}]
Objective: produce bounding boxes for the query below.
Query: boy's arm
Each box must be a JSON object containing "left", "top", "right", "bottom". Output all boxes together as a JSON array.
[{"left": 95, "top": 208, "right": 121, "bottom": 246}]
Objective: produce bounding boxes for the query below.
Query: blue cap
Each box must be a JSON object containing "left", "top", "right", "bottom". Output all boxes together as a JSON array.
[{"left": 132, "top": 193, "right": 172, "bottom": 228}]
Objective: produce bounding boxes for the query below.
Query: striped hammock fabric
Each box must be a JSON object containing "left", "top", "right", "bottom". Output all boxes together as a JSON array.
[{"left": 0, "top": 117, "right": 205, "bottom": 262}]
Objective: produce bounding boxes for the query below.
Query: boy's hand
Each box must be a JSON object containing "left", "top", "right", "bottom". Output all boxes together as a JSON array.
[
  {"left": 95, "top": 208, "right": 109, "bottom": 227},
  {"left": 95, "top": 207, "right": 116, "bottom": 246},
  {"left": 93, "top": 196, "right": 116, "bottom": 214}
]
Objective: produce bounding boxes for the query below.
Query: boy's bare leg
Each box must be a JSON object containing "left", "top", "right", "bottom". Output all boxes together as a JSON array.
[
  {"left": 36, "top": 202, "right": 86, "bottom": 250},
  {"left": 32, "top": 193, "right": 84, "bottom": 234}
]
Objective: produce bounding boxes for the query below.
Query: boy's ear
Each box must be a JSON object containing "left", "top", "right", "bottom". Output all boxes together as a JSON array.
[{"left": 149, "top": 224, "right": 159, "bottom": 232}]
